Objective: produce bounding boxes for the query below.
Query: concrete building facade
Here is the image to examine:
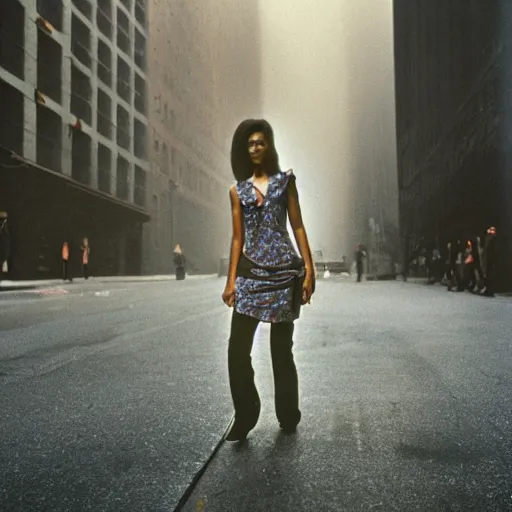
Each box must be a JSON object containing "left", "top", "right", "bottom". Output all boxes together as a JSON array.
[
  {"left": 144, "top": 0, "right": 262, "bottom": 275},
  {"left": 394, "top": 1, "right": 512, "bottom": 289},
  {"left": 0, "top": 0, "right": 149, "bottom": 279}
]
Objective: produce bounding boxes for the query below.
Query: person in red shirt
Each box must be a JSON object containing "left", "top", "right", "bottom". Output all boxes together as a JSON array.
[
  {"left": 81, "top": 238, "right": 90, "bottom": 280},
  {"left": 62, "top": 242, "right": 70, "bottom": 281}
]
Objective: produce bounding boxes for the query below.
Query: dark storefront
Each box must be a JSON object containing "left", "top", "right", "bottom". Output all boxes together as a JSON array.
[{"left": 0, "top": 153, "right": 149, "bottom": 280}]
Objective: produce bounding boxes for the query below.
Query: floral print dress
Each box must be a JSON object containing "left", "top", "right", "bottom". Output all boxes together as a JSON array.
[{"left": 235, "top": 170, "right": 304, "bottom": 323}]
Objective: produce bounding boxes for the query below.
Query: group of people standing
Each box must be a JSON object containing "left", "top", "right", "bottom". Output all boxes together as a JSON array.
[
  {"left": 61, "top": 238, "right": 90, "bottom": 282},
  {"left": 406, "top": 226, "right": 498, "bottom": 297},
  {"left": 61, "top": 239, "right": 186, "bottom": 282}
]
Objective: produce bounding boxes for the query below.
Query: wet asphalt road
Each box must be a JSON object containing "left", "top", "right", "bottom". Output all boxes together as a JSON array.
[
  {"left": 1, "top": 278, "right": 512, "bottom": 511},
  {"left": 0, "top": 278, "right": 233, "bottom": 512}
]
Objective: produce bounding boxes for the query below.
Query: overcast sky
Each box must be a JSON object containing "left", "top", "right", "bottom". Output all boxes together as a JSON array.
[{"left": 258, "top": 0, "right": 398, "bottom": 258}]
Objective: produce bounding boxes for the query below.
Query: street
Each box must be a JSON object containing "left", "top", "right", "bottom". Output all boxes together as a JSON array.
[{"left": 1, "top": 278, "right": 512, "bottom": 511}]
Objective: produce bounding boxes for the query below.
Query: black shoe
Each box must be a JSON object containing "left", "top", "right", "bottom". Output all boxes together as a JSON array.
[
  {"left": 279, "top": 410, "right": 301, "bottom": 434},
  {"left": 226, "top": 422, "right": 251, "bottom": 442},
  {"left": 279, "top": 423, "right": 298, "bottom": 434}
]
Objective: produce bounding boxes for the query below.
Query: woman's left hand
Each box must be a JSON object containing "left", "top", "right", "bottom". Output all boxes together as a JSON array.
[{"left": 302, "top": 274, "right": 314, "bottom": 305}]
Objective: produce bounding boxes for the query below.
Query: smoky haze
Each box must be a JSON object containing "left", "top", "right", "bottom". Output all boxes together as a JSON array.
[{"left": 259, "top": 0, "right": 398, "bottom": 260}]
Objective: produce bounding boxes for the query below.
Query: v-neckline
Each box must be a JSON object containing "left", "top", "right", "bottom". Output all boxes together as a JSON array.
[{"left": 249, "top": 176, "right": 271, "bottom": 199}]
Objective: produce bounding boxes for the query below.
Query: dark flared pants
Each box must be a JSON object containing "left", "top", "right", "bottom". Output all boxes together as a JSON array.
[
  {"left": 228, "top": 310, "right": 301, "bottom": 430},
  {"left": 356, "top": 263, "right": 363, "bottom": 282},
  {"left": 62, "top": 260, "right": 69, "bottom": 281}
]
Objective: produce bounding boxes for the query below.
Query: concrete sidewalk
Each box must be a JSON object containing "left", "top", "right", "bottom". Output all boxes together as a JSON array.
[{"left": 0, "top": 273, "right": 217, "bottom": 292}]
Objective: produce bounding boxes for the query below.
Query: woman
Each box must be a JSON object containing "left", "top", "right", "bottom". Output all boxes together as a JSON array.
[
  {"left": 222, "top": 119, "right": 315, "bottom": 442},
  {"left": 81, "top": 237, "right": 90, "bottom": 280},
  {"left": 173, "top": 244, "right": 186, "bottom": 281},
  {"left": 62, "top": 241, "right": 70, "bottom": 281}
]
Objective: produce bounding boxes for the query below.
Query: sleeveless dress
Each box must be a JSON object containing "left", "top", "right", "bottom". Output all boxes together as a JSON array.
[{"left": 235, "top": 170, "right": 304, "bottom": 323}]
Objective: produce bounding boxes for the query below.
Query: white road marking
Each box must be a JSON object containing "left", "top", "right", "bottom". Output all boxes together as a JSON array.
[{"left": 353, "top": 407, "right": 363, "bottom": 452}]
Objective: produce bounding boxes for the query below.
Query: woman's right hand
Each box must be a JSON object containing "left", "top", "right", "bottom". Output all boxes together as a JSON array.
[{"left": 222, "top": 282, "right": 236, "bottom": 307}]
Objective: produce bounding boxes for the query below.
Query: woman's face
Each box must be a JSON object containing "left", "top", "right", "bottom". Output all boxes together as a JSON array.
[{"left": 248, "top": 132, "right": 267, "bottom": 165}]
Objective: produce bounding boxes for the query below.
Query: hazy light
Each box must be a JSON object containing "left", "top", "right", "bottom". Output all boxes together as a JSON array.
[{"left": 259, "top": 0, "right": 398, "bottom": 260}]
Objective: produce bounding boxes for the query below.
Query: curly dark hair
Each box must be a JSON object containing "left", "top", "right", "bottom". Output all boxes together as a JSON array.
[{"left": 230, "top": 119, "right": 281, "bottom": 182}]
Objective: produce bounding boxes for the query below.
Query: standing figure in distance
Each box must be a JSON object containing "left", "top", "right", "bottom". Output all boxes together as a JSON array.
[
  {"left": 81, "top": 237, "right": 90, "bottom": 280},
  {"left": 222, "top": 119, "right": 315, "bottom": 442},
  {"left": 62, "top": 241, "right": 71, "bottom": 282},
  {"left": 173, "top": 244, "right": 186, "bottom": 281},
  {"left": 355, "top": 243, "right": 366, "bottom": 282},
  {"left": 480, "top": 226, "right": 497, "bottom": 297},
  {"left": 0, "top": 211, "right": 10, "bottom": 280}
]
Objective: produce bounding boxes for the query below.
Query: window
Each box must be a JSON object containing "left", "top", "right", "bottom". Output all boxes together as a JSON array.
[
  {"left": 97, "top": 0, "right": 113, "bottom": 39},
  {"left": 0, "top": 79, "right": 23, "bottom": 155},
  {"left": 71, "top": 65, "right": 92, "bottom": 124},
  {"left": 72, "top": 130, "right": 91, "bottom": 185},
  {"left": 71, "top": 14, "right": 91, "bottom": 68},
  {"left": 97, "top": 40, "right": 112, "bottom": 87},
  {"left": 0, "top": 0, "right": 25, "bottom": 79},
  {"left": 134, "top": 166, "right": 146, "bottom": 207},
  {"left": 116, "top": 106, "right": 130, "bottom": 150},
  {"left": 116, "top": 156, "right": 129, "bottom": 200},
  {"left": 36, "top": 104, "right": 62, "bottom": 172},
  {"left": 134, "top": 119, "right": 146, "bottom": 159},
  {"left": 117, "top": 8, "right": 130, "bottom": 56},
  {"left": 98, "top": 144, "right": 112, "bottom": 193},
  {"left": 37, "top": 29, "right": 62, "bottom": 104},
  {"left": 97, "top": 89, "right": 112, "bottom": 138}
]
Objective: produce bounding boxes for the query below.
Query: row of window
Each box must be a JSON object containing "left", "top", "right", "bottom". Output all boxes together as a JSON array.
[
  {"left": 36, "top": 0, "right": 146, "bottom": 35},
  {"left": 0, "top": 81, "right": 146, "bottom": 207}
]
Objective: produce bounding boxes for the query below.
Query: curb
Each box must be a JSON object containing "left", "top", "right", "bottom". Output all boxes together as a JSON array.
[
  {"left": 366, "top": 274, "right": 398, "bottom": 281},
  {"left": 0, "top": 285, "right": 39, "bottom": 293},
  {"left": 0, "top": 274, "right": 218, "bottom": 293}
]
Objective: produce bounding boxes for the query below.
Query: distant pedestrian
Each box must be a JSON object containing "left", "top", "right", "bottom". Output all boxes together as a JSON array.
[
  {"left": 473, "top": 236, "right": 484, "bottom": 292},
  {"left": 222, "top": 119, "right": 315, "bottom": 442},
  {"left": 0, "top": 211, "right": 10, "bottom": 280},
  {"left": 173, "top": 244, "right": 186, "bottom": 280},
  {"left": 355, "top": 243, "right": 366, "bottom": 282},
  {"left": 429, "top": 247, "right": 442, "bottom": 284},
  {"left": 447, "top": 240, "right": 464, "bottom": 292},
  {"left": 62, "top": 241, "right": 71, "bottom": 281},
  {"left": 481, "top": 226, "right": 497, "bottom": 297},
  {"left": 463, "top": 241, "right": 476, "bottom": 290},
  {"left": 81, "top": 238, "right": 90, "bottom": 280}
]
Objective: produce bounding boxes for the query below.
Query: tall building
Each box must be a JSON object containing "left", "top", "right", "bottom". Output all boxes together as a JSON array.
[
  {"left": 339, "top": 0, "right": 399, "bottom": 274},
  {"left": 145, "top": 0, "right": 262, "bottom": 275},
  {"left": 394, "top": 1, "right": 512, "bottom": 288},
  {"left": 0, "top": 0, "right": 149, "bottom": 279}
]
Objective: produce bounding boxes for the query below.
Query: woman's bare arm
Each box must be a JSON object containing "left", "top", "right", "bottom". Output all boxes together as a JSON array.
[
  {"left": 226, "top": 185, "right": 244, "bottom": 286},
  {"left": 287, "top": 177, "right": 314, "bottom": 275}
]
